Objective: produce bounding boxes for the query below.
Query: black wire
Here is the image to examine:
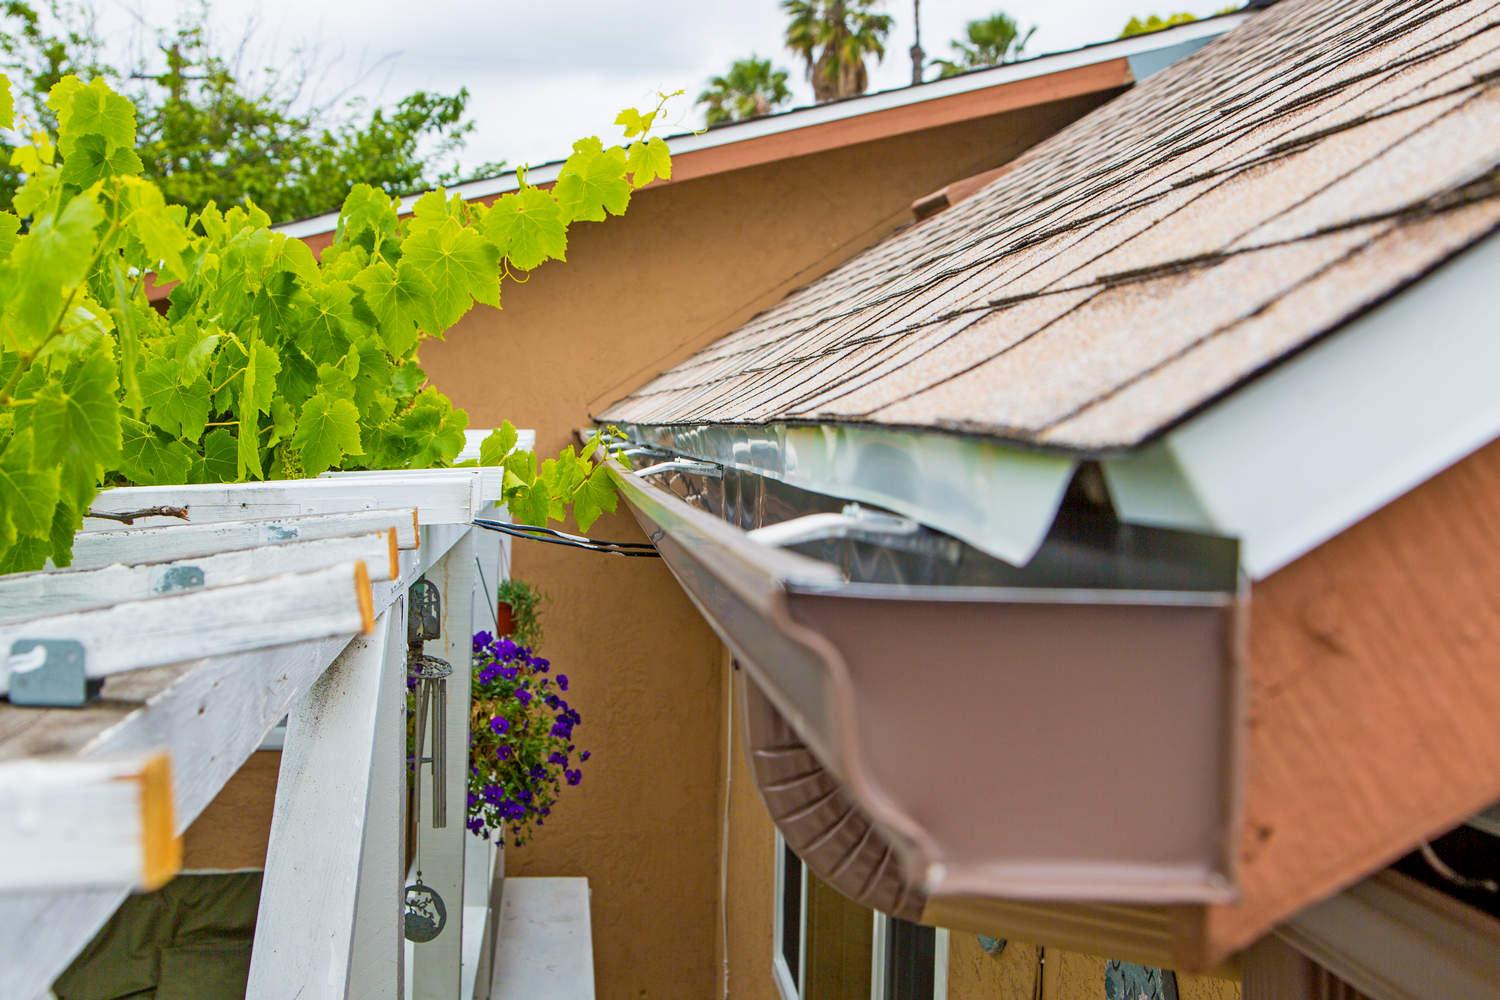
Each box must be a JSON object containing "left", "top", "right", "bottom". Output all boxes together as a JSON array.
[{"left": 471, "top": 518, "right": 662, "bottom": 557}]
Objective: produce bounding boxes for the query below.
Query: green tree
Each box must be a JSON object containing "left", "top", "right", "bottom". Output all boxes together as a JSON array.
[
  {"left": 932, "top": 12, "right": 1036, "bottom": 79},
  {"left": 782, "top": 0, "right": 894, "bottom": 103},
  {"left": 1119, "top": 12, "right": 1201, "bottom": 37},
  {"left": 697, "top": 56, "right": 793, "bottom": 126},
  {"left": 0, "top": 2, "right": 498, "bottom": 222}
]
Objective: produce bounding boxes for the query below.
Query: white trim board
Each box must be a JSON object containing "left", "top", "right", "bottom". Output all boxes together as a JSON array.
[
  {"left": 87, "top": 472, "right": 485, "bottom": 528},
  {"left": 0, "top": 561, "right": 372, "bottom": 696},
  {"left": 69, "top": 508, "right": 420, "bottom": 566},
  {"left": 0, "top": 531, "right": 396, "bottom": 624},
  {"left": 275, "top": 18, "right": 1243, "bottom": 240},
  {"left": 1104, "top": 230, "right": 1500, "bottom": 580}
]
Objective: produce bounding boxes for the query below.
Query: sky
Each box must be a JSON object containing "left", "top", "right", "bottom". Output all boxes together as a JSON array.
[{"left": 88, "top": 0, "right": 1237, "bottom": 176}]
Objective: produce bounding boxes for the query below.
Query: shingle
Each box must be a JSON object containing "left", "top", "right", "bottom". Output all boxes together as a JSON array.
[{"left": 598, "top": 0, "right": 1500, "bottom": 453}]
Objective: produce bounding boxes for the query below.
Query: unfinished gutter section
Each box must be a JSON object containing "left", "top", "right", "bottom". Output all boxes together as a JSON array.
[{"left": 608, "top": 452, "right": 1246, "bottom": 913}]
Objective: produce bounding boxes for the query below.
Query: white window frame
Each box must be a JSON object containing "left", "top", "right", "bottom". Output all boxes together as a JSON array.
[{"left": 773, "top": 832, "right": 948, "bottom": 1000}]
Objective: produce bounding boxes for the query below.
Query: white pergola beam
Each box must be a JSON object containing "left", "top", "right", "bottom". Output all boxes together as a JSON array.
[
  {"left": 87, "top": 473, "right": 485, "bottom": 528},
  {"left": 0, "top": 561, "right": 374, "bottom": 697},
  {"left": 0, "top": 752, "right": 179, "bottom": 895},
  {"left": 70, "top": 508, "right": 420, "bottom": 568},
  {"left": 0, "top": 531, "right": 398, "bottom": 625}
]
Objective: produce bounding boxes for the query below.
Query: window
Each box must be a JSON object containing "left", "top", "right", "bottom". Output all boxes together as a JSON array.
[{"left": 774, "top": 833, "right": 948, "bottom": 1000}]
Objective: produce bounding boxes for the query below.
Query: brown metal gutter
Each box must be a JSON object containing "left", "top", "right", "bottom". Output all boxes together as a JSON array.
[{"left": 608, "top": 457, "right": 1244, "bottom": 920}]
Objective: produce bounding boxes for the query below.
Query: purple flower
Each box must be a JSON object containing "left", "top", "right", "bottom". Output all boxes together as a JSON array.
[
  {"left": 496, "top": 745, "right": 512, "bottom": 761},
  {"left": 565, "top": 769, "right": 582, "bottom": 786},
  {"left": 548, "top": 751, "right": 568, "bottom": 766},
  {"left": 490, "top": 716, "right": 510, "bottom": 735},
  {"left": 500, "top": 665, "right": 519, "bottom": 681},
  {"left": 515, "top": 689, "right": 532, "bottom": 706},
  {"left": 473, "top": 631, "right": 494, "bottom": 650},
  {"left": 556, "top": 674, "right": 568, "bottom": 691},
  {"left": 579, "top": 750, "right": 591, "bottom": 761},
  {"left": 546, "top": 695, "right": 561, "bottom": 709},
  {"left": 532, "top": 658, "right": 550, "bottom": 673}
]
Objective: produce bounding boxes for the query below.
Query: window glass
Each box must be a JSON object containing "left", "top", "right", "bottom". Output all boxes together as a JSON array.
[
  {"left": 884, "top": 918, "right": 936, "bottom": 1000},
  {"left": 781, "top": 838, "right": 802, "bottom": 988}
]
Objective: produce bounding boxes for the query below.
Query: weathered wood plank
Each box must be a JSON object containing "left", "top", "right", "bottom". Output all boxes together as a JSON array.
[
  {"left": 0, "top": 531, "right": 397, "bottom": 624},
  {"left": 0, "top": 632, "right": 354, "bottom": 998},
  {"left": 69, "top": 507, "right": 419, "bottom": 567},
  {"left": 0, "top": 751, "right": 179, "bottom": 894},
  {"left": 248, "top": 606, "right": 403, "bottom": 998},
  {"left": 1195, "top": 434, "right": 1500, "bottom": 964},
  {"left": 87, "top": 473, "right": 481, "bottom": 528},
  {"left": 412, "top": 529, "right": 476, "bottom": 999},
  {"left": 0, "top": 561, "right": 373, "bottom": 697},
  {"left": 319, "top": 466, "right": 502, "bottom": 505},
  {"left": 348, "top": 595, "right": 410, "bottom": 999}
]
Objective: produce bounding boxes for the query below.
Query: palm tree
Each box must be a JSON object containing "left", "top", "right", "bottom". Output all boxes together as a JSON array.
[
  {"left": 932, "top": 12, "right": 1036, "bottom": 79},
  {"left": 697, "top": 56, "right": 794, "bottom": 126},
  {"left": 783, "top": 0, "right": 895, "bottom": 103}
]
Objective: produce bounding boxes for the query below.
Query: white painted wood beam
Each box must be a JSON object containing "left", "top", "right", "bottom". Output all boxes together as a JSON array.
[
  {"left": 248, "top": 606, "right": 404, "bottom": 999},
  {"left": 348, "top": 595, "right": 410, "bottom": 1000},
  {"left": 69, "top": 508, "right": 419, "bottom": 568},
  {"left": 0, "top": 752, "right": 179, "bottom": 894},
  {"left": 0, "top": 561, "right": 373, "bottom": 697},
  {"left": 87, "top": 473, "right": 482, "bottom": 529},
  {"left": 0, "top": 632, "right": 355, "bottom": 1000},
  {"left": 412, "top": 530, "right": 476, "bottom": 1000},
  {"left": 0, "top": 531, "right": 398, "bottom": 625},
  {"left": 320, "top": 466, "right": 502, "bottom": 505}
]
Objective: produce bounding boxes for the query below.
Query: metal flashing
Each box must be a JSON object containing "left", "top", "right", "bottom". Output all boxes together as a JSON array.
[{"left": 617, "top": 422, "right": 1076, "bottom": 567}]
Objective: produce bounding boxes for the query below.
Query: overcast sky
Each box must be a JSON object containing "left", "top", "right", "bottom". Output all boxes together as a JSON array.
[{"left": 92, "top": 0, "right": 1235, "bottom": 174}]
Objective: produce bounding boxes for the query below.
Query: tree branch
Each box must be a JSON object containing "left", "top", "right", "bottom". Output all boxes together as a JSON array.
[{"left": 84, "top": 505, "right": 191, "bottom": 525}]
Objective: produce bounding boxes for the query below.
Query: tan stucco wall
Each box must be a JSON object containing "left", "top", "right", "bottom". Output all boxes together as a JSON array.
[
  {"left": 418, "top": 91, "right": 1118, "bottom": 998},
  {"left": 948, "top": 938, "right": 1240, "bottom": 1000}
]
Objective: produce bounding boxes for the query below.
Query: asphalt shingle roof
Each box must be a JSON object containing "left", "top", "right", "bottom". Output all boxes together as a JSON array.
[{"left": 600, "top": 0, "right": 1500, "bottom": 452}]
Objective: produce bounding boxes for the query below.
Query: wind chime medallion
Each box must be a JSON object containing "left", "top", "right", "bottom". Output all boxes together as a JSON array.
[{"left": 403, "top": 878, "right": 447, "bottom": 942}]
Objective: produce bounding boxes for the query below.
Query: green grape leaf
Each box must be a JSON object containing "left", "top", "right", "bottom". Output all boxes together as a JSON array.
[
  {"left": 0, "top": 211, "right": 20, "bottom": 262},
  {"left": 0, "top": 428, "right": 62, "bottom": 548},
  {"left": 117, "top": 417, "right": 194, "bottom": 485},
  {"left": 554, "top": 138, "right": 631, "bottom": 223},
  {"left": 110, "top": 260, "right": 144, "bottom": 414},
  {"left": 482, "top": 187, "right": 566, "bottom": 271},
  {"left": 398, "top": 218, "right": 500, "bottom": 330},
  {"left": 390, "top": 361, "right": 426, "bottom": 397},
  {"left": 25, "top": 347, "right": 121, "bottom": 512},
  {"left": 510, "top": 479, "right": 553, "bottom": 526},
  {"left": 120, "top": 178, "right": 188, "bottom": 281},
  {"left": 292, "top": 392, "right": 363, "bottom": 476},
  {"left": 614, "top": 107, "right": 657, "bottom": 138},
  {"left": 302, "top": 279, "right": 360, "bottom": 363},
  {"left": 243, "top": 340, "right": 281, "bottom": 416},
  {"left": 2, "top": 498, "right": 83, "bottom": 572},
  {"left": 571, "top": 462, "right": 618, "bottom": 533},
  {"left": 3, "top": 189, "right": 103, "bottom": 353},
  {"left": 50, "top": 76, "right": 137, "bottom": 161},
  {"left": 140, "top": 354, "right": 210, "bottom": 441},
  {"left": 58, "top": 132, "right": 143, "bottom": 189},
  {"left": 479, "top": 420, "right": 519, "bottom": 466},
  {"left": 0, "top": 74, "right": 13, "bottom": 131},
  {"left": 353, "top": 258, "right": 436, "bottom": 356},
  {"left": 626, "top": 137, "right": 671, "bottom": 188},
  {"left": 200, "top": 427, "right": 237, "bottom": 483},
  {"left": 337, "top": 183, "right": 399, "bottom": 251}
]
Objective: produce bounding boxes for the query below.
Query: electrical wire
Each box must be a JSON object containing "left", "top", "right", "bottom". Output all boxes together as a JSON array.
[{"left": 471, "top": 518, "right": 662, "bottom": 557}]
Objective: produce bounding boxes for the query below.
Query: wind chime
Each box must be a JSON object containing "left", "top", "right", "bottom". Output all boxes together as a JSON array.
[{"left": 404, "top": 578, "right": 453, "bottom": 943}]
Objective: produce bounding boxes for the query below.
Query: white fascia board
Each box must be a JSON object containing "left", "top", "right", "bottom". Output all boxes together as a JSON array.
[
  {"left": 276, "top": 17, "right": 1244, "bottom": 241},
  {"left": 1104, "top": 229, "right": 1500, "bottom": 580}
]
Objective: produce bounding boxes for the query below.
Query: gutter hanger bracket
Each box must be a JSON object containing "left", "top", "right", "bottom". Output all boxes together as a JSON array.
[
  {"left": 746, "top": 503, "right": 921, "bottom": 549},
  {"left": 635, "top": 459, "right": 723, "bottom": 480}
]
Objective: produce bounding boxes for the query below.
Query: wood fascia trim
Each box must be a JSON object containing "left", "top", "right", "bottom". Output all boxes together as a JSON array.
[{"left": 669, "top": 60, "right": 1131, "bottom": 185}]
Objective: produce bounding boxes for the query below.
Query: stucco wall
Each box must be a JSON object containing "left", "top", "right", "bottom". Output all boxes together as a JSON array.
[
  {"left": 947, "top": 936, "right": 1241, "bottom": 1000},
  {"left": 418, "top": 91, "right": 1118, "bottom": 998}
]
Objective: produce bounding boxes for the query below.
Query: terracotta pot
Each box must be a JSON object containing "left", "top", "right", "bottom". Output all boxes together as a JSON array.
[{"left": 495, "top": 601, "right": 515, "bottom": 638}]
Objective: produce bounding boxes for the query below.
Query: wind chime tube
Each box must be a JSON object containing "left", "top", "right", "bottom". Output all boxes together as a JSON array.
[
  {"left": 413, "top": 677, "right": 429, "bottom": 833},
  {"left": 432, "top": 678, "right": 447, "bottom": 828}
]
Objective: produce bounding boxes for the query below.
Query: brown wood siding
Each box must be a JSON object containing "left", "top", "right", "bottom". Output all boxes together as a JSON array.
[{"left": 1192, "top": 433, "right": 1500, "bottom": 964}]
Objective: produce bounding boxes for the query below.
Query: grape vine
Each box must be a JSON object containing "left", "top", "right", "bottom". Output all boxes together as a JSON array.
[{"left": 0, "top": 72, "right": 675, "bottom": 573}]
